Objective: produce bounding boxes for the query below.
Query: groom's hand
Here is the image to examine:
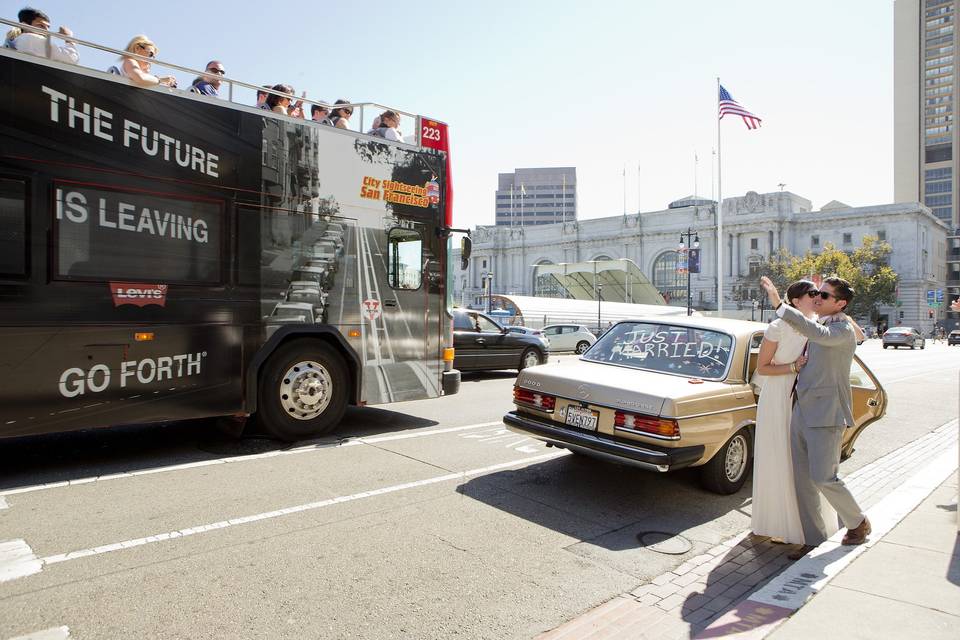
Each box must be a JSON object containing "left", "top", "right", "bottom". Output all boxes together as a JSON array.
[{"left": 760, "top": 276, "right": 782, "bottom": 308}]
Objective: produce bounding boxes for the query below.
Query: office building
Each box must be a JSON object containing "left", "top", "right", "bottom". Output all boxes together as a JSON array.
[
  {"left": 494, "top": 167, "right": 576, "bottom": 226},
  {"left": 894, "top": 0, "right": 959, "bottom": 321}
]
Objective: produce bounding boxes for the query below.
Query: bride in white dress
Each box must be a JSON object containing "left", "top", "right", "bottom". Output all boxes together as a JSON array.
[{"left": 751, "top": 280, "right": 839, "bottom": 544}]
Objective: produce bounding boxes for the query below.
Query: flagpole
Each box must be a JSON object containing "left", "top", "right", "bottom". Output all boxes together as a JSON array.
[
  {"left": 520, "top": 183, "right": 525, "bottom": 228},
  {"left": 510, "top": 183, "right": 515, "bottom": 228},
  {"left": 637, "top": 162, "right": 641, "bottom": 214},
  {"left": 562, "top": 174, "right": 566, "bottom": 223},
  {"left": 694, "top": 152, "right": 698, "bottom": 199},
  {"left": 622, "top": 164, "right": 627, "bottom": 217},
  {"left": 716, "top": 77, "right": 724, "bottom": 316}
]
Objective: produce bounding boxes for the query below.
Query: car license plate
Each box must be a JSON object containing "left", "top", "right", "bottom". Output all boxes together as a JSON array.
[{"left": 565, "top": 405, "right": 598, "bottom": 431}]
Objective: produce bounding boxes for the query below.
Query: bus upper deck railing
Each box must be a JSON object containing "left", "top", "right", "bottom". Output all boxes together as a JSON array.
[{"left": 0, "top": 17, "right": 434, "bottom": 149}]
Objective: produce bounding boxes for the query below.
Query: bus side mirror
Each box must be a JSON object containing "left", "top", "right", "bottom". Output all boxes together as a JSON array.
[{"left": 460, "top": 236, "right": 472, "bottom": 271}]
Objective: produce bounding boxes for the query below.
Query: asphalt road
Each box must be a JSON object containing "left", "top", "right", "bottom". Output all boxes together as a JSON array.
[{"left": 0, "top": 340, "right": 956, "bottom": 639}]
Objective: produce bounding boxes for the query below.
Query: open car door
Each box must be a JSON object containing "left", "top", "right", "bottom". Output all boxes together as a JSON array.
[{"left": 841, "top": 355, "right": 887, "bottom": 460}]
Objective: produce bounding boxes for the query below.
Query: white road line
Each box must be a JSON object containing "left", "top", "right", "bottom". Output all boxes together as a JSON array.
[
  {"left": 39, "top": 451, "right": 566, "bottom": 568},
  {"left": 6, "top": 627, "right": 71, "bottom": 640},
  {"left": 0, "top": 421, "right": 504, "bottom": 497},
  {"left": 0, "top": 539, "right": 42, "bottom": 583},
  {"left": 0, "top": 496, "right": 7, "bottom": 510}
]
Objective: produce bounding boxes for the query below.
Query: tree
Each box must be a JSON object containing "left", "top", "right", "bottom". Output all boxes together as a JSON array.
[{"left": 757, "top": 236, "right": 897, "bottom": 321}]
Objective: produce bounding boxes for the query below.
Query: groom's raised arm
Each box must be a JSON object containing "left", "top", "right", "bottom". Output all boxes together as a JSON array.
[{"left": 777, "top": 304, "right": 853, "bottom": 346}]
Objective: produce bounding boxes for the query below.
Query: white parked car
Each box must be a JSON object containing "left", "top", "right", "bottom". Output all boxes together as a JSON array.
[{"left": 541, "top": 324, "right": 597, "bottom": 354}]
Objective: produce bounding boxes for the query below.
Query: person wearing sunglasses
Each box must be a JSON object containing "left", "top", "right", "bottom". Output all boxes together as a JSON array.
[
  {"left": 761, "top": 274, "right": 872, "bottom": 559},
  {"left": 189, "top": 60, "right": 225, "bottom": 97},
  {"left": 119, "top": 35, "right": 176, "bottom": 88},
  {"left": 328, "top": 99, "right": 354, "bottom": 130},
  {"left": 751, "top": 279, "right": 834, "bottom": 551},
  {"left": 5, "top": 7, "right": 79, "bottom": 64}
]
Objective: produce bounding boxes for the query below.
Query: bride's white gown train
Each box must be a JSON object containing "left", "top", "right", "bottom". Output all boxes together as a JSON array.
[{"left": 751, "top": 318, "right": 839, "bottom": 544}]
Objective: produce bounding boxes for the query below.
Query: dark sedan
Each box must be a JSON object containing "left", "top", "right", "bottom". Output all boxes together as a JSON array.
[
  {"left": 949, "top": 330, "right": 960, "bottom": 346},
  {"left": 882, "top": 327, "right": 925, "bottom": 349},
  {"left": 453, "top": 309, "right": 549, "bottom": 371}
]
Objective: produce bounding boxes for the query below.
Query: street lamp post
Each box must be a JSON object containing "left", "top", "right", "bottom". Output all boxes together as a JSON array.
[
  {"left": 487, "top": 272, "right": 495, "bottom": 313},
  {"left": 678, "top": 228, "right": 700, "bottom": 316},
  {"left": 597, "top": 283, "right": 603, "bottom": 334}
]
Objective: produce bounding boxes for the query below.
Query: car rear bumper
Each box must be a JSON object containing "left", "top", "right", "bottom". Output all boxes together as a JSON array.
[{"left": 503, "top": 411, "right": 705, "bottom": 472}]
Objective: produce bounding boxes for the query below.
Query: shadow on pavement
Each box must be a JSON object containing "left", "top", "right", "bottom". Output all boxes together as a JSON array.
[
  {"left": 457, "top": 453, "right": 751, "bottom": 555},
  {"left": 0, "top": 405, "right": 438, "bottom": 492},
  {"left": 459, "top": 370, "right": 519, "bottom": 383}
]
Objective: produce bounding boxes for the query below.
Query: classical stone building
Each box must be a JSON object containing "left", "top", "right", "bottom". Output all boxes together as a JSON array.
[{"left": 454, "top": 190, "right": 951, "bottom": 331}]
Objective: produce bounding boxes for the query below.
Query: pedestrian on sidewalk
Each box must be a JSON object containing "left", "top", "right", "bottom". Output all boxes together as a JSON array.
[{"left": 760, "top": 275, "right": 872, "bottom": 560}]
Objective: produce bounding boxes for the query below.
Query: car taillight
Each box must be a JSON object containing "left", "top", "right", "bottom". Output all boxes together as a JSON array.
[
  {"left": 513, "top": 387, "right": 556, "bottom": 412},
  {"left": 614, "top": 410, "right": 680, "bottom": 438}
]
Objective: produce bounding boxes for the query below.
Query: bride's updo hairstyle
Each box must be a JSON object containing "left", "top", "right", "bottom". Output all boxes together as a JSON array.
[{"left": 786, "top": 279, "right": 817, "bottom": 307}]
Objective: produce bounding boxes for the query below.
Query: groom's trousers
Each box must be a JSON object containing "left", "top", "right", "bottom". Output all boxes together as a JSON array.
[{"left": 790, "top": 423, "right": 865, "bottom": 545}]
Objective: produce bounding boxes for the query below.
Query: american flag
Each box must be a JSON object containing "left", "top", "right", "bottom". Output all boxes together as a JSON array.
[{"left": 719, "top": 85, "right": 762, "bottom": 130}]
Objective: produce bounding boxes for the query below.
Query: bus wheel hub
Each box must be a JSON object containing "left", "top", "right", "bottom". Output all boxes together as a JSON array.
[{"left": 280, "top": 361, "right": 332, "bottom": 420}]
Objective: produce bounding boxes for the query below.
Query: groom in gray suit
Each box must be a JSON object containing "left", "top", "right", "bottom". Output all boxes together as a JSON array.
[{"left": 760, "top": 276, "right": 871, "bottom": 559}]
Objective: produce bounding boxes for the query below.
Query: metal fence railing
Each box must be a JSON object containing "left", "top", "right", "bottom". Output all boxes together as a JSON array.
[{"left": 0, "top": 17, "right": 426, "bottom": 146}]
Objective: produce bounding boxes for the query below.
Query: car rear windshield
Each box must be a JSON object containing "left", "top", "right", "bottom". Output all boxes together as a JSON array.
[
  {"left": 582, "top": 321, "right": 734, "bottom": 379},
  {"left": 886, "top": 328, "right": 910, "bottom": 334}
]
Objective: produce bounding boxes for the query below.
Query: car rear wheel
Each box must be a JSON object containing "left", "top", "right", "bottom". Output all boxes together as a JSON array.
[
  {"left": 256, "top": 339, "right": 349, "bottom": 442},
  {"left": 883, "top": 344, "right": 888, "bottom": 349},
  {"left": 575, "top": 341, "right": 591, "bottom": 354},
  {"left": 700, "top": 427, "right": 752, "bottom": 495},
  {"left": 519, "top": 348, "right": 542, "bottom": 371}
]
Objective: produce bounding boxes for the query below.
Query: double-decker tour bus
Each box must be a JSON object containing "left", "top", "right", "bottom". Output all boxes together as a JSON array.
[{"left": 0, "top": 23, "right": 467, "bottom": 441}]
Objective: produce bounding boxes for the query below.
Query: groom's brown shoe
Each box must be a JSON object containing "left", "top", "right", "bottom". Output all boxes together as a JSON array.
[
  {"left": 841, "top": 517, "right": 871, "bottom": 545},
  {"left": 787, "top": 544, "right": 816, "bottom": 560}
]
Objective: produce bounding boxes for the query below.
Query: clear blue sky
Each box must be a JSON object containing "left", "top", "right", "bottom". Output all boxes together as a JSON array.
[{"left": 22, "top": 1, "right": 893, "bottom": 228}]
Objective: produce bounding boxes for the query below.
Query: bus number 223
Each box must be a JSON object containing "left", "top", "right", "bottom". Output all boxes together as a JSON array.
[{"left": 422, "top": 126, "right": 442, "bottom": 142}]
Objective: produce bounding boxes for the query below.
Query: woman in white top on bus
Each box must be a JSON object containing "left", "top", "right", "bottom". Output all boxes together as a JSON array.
[{"left": 118, "top": 35, "right": 176, "bottom": 88}]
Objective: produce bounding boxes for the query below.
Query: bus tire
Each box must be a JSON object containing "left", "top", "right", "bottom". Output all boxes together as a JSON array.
[{"left": 257, "top": 339, "right": 349, "bottom": 442}]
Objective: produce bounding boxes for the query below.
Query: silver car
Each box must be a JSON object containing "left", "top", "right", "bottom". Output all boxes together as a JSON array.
[{"left": 882, "top": 327, "right": 925, "bottom": 349}]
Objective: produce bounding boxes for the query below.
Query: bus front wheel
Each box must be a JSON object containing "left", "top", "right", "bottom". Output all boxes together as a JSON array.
[{"left": 257, "top": 339, "right": 349, "bottom": 441}]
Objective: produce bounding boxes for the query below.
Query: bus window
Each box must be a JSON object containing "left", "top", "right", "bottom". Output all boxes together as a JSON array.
[
  {"left": 0, "top": 178, "right": 27, "bottom": 277},
  {"left": 387, "top": 228, "right": 422, "bottom": 290}
]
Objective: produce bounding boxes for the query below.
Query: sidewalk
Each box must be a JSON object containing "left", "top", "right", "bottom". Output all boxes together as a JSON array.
[
  {"left": 535, "top": 420, "right": 958, "bottom": 640},
  {"left": 767, "top": 473, "right": 958, "bottom": 640}
]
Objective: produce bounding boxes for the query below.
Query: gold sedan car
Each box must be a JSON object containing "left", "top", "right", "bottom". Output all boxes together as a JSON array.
[{"left": 503, "top": 317, "right": 887, "bottom": 494}]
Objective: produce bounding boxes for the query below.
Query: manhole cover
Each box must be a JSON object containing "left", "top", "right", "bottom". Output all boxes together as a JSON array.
[{"left": 636, "top": 531, "right": 693, "bottom": 555}]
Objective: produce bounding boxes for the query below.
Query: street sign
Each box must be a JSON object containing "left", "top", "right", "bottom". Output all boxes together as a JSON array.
[
  {"left": 936, "top": 289, "right": 944, "bottom": 303},
  {"left": 362, "top": 298, "right": 382, "bottom": 321},
  {"left": 927, "top": 290, "right": 935, "bottom": 306}
]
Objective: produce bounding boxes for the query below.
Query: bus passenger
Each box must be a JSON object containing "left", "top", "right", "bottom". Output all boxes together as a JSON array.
[
  {"left": 288, "top": 91, "right": 307, "bottom": 119},
  {"left": 328, "top": 99, "right": 353, "bottom": 129},
  {"left": 368, "top": 110, "right": 403, "bottom": 142},
  {"left": 5, "top": 7, "right": 79, "bottom": 64},
  {"left": 256, "top": 85, "right": 272, "bottom": 109},
  {"left": 265, "top": 84, "right": 294, "bottom": 115},
  {"left": 311, "top": 103, "right": 332, "bottom": 125},
  {"left": 189, "top": 60, "right": 225, "bottom": 97},
  {"left": 118, "top": 35, "right": 177, "bottom": 88}
]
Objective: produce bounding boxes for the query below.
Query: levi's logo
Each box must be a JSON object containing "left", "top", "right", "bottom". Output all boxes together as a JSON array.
[{"left": 109, "top": 282, "right": 168, "bottom": 307}]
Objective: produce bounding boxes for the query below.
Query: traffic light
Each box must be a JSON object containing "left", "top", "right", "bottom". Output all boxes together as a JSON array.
[{"left": 929, "top": 309, "right": 934, "bottom": 319}]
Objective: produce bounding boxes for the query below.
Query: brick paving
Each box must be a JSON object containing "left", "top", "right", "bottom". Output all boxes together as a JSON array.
[{"left": 535, "top": 420, "right": 958, "bottom": 640}]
